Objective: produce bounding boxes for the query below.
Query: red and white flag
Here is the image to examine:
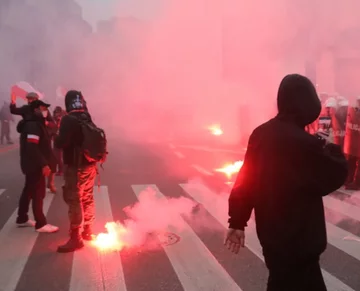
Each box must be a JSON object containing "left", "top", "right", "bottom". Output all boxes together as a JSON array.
[
  {"left": 56, "top": 86, "right": 67, "bottom": 99},
  {"left": 27, "top": 134, "right": 40, "bottom": 144},
  {"left": 11, "top": 81, "right": 43, "bottom": 100}
]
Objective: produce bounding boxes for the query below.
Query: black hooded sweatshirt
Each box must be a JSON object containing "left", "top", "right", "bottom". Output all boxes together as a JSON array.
[
  {"left": 228, "top": 74, "right": 348, "bottom": 264},
  {"left": 54, "top": 90, "right": 92, "bottom": 167},
  {"left": 17, "top": 111, "right": 56, "bottom": 175}
]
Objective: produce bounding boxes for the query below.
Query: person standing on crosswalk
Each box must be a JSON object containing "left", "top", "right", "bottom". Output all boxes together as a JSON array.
[
  {"left": 225, "top": 74, "right": 348, "bottom": 291},
  {"left": 55, "top": 90, "right": 99, "bottom": 253},
  {"left": 10, "top": 91, "right": 58, "bottom": 193},
  {"left": 16, "top": 99, "right": 59, "bottom": 233}
]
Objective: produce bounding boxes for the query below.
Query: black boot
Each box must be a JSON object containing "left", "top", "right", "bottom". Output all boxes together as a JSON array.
[
  {"left": 82, "top": 225, "right": 94, "bottom": 241},
  {"left": 57, "top": 229, "right": 84, "bottom": 253}
]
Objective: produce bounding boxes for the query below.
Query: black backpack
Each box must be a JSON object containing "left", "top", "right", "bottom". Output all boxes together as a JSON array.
[{"left": 75, "top": 115, "right": 108, "bottom": 164}]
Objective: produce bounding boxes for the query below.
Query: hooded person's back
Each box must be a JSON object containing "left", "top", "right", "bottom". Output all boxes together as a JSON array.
[
  {"left": 228, "top": 74, "right": 348, "bottom": 265},
  {"left": 54, "top": 90, "right": 92, "bottom": 167}
]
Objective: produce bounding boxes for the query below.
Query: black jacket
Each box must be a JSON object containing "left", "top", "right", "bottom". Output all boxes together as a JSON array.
[
  {"left": 54, "top": 111, "right": 92, "bottom": 167},
  {"left": 10, "top": 103, "right": 57, "bottom": 137},
  {"left": 18, "top": 113, "right": 56, "bottom": 175},
  {"left": 54, "top": 90, "right": 93, "bottom": 167},
  {"left": 228, "top": 74, "right": 348, "bottom": 263}
]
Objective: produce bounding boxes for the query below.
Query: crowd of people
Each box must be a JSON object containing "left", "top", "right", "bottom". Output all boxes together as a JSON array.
[
  {"left": 9, "top": 90, "right": 107, "bottom": 253},
  {"left": 307, "top": 92, "right": 360, "bottom": 190}
]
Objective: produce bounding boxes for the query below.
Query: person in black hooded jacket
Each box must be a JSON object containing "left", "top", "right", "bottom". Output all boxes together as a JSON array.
[
  {"left": 10, "top": 92, "right": 58, "bottom": 193},
  {"left": 16, "top": 99, "right": 58, "bottom": 233},
  {"left": 225, "top": 74, "right": 348, "bottom": 291},
  {"left": 54, "top": 90, "right": 97, "bottom": 253}
]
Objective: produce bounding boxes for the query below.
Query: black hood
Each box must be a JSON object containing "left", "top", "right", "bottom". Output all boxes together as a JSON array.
[
  {"left": 276, "top": 74, "right": 321, "bottom": 127},
  {"left": 65, "top": 90, "right": 87, "bottom": 113}
]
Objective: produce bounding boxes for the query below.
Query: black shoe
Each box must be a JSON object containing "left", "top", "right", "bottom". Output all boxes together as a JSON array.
[
  {"left": 57, "top": 230, "right": 84, "bottom": 253},
  {"left": 82, "top": 225, "right": 94, "bottom": 241}
]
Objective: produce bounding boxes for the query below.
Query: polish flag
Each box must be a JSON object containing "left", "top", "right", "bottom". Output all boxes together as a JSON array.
[
  {"left": 27, "top": 134, "right": 40, "bottom": 144},
  {"left": 11, "top": 81, "right": 43, "bottom": 100},
  {"left": 56, "top": 86, "right": 67, "bottom": 99}
]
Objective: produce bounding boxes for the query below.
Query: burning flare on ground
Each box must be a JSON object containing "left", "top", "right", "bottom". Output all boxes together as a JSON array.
[
  {"left": 215, "top": 160, "right": 244, "bottom": 179},
  {"left": 208, "top": 124, "right": 223, "bottom": 136},
  {"left": 92, "top": 222, "right": 128, "bottom": 252}
]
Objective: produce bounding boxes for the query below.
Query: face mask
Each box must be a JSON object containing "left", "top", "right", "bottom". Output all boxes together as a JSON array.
[{"left": 42, "top": 110, "right": 48, "bottom": 118}]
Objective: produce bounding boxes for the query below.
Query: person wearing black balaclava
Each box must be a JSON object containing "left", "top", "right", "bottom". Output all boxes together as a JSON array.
[
  {"left": 54, "top": 90, "right": 97, "bottom": 253},
  {"left": 225, "top": 74, "right": 348, "bottom": 291}
]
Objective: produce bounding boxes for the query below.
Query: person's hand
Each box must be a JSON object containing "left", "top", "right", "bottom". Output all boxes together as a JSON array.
[
  {"left": 224, "top": 228, "right": 245, "bottom": 254},
  {"left": 10, "top": 93, "right": 16, "bottom": 104},
  {"left": 316, "top": 130, "right": 333, "bottom": 145},
  {"left": 42, "top": 165, "right": 51, "bottom": 177}
]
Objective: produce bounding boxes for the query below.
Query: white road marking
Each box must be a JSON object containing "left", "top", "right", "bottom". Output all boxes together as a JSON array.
[
  {"left": 70, "top": 186, "right": 127, "bottom": 291},
  {"left": 174, "top": 151, "right": 185, "bottom": 159},
  {"left": 0, "top": 189, "right": 5, "bottom": 197},
  {"left": 323, "top": 196, "right": 360, "bottom": 221},
  {"left": 191, "top": 164, "right": 213, "bottom": 176},
  {"left": 131, "top": 184, "right": 242, "bottom": 291},
  {"left": 337, "top": 188, "right": 359, "bottom": 196},
  {"left": 0, "top": 194, "right": 55, "bottom": 291},
  {"left": 180, "top": 182, "right": 355, "bottom": 291}
]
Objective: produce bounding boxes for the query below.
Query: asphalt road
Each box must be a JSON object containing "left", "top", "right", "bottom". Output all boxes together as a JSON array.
[{"left": 0, "top": 138, "right": 359, "bottom": 291}]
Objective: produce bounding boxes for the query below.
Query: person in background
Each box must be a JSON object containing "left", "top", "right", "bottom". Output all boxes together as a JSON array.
[
  {"left": 343, "top": 97, "right": 360, "bottom": 190},
  {"left": 16, "top": 99, "right": 58, "bottom": 233},
  {"left": 10, "top": 92, "right": 57, "bottom": 193},
  {"left": 225, "top": 74, "right": 348, "bottom": 291},
  {"left": 0, "top": 101, "right": 14, "bottom": 145},
  {"left": 53, "top": 106, "right": 66, "bottom": 175},
  {"left": 55, "top": 90, "right": 97, "bottom": 253}
]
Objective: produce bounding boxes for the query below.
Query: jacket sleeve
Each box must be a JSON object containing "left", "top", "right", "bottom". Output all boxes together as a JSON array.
[
  {"left": 228, "top": 132, "right": 257, "bottom": 230},
  {"left": 54, "top": 115, "right": 74, "bottom": 149},
  {"left": 24, "top": 122, "right": 48, "bottom": 169},
  {"left": 10, "top": 103, "right": 26, "bottom": 115},
  {"left": 304, "top": 141, "right": 348, "bottom": 196}
]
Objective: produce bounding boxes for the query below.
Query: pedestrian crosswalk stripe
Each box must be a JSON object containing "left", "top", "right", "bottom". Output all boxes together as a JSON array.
[
  {"left": 0, "top": 181, "right": 358, "bottom": 291},
  {"left": 131, "top": 184, "right": 243, "bottom": 291},
  {"left": 70, "top": 186, "right": 127, "bottom": 291},
  {"left": 323, "top": 196, "right": 360, "bottom": 221},
  {"left": 179, "top": 182, "right": 356, "bottom": 291},
  {"left": 0, "top": 193, "right": 55, "bottom": 291}
]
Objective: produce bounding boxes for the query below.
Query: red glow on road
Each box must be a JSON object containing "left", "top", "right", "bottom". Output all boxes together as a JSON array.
[{"left": 215, "top": 160, "right": 243, "bottom": 179}]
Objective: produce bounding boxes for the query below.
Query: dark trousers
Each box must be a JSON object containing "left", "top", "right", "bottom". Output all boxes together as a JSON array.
[
  {"left": 62, "top": 164, "right": 97, "bottom": 231},
  {"left": 17, "top": 171, "right": 47, "bottom": 229},
  {"left": 266, "top": 255, "right": 327, "bottom": 291},
  {"left": 53, "top": 147, "right": 63, "bottom": 173},
  {"left": 0, "top": 120, "right": 11, "bottom": 144}
]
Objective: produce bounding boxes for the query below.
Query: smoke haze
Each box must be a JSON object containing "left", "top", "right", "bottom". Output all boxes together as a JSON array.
[{"left": 1, "top": 0, "right": 360, "bottom": 143}]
